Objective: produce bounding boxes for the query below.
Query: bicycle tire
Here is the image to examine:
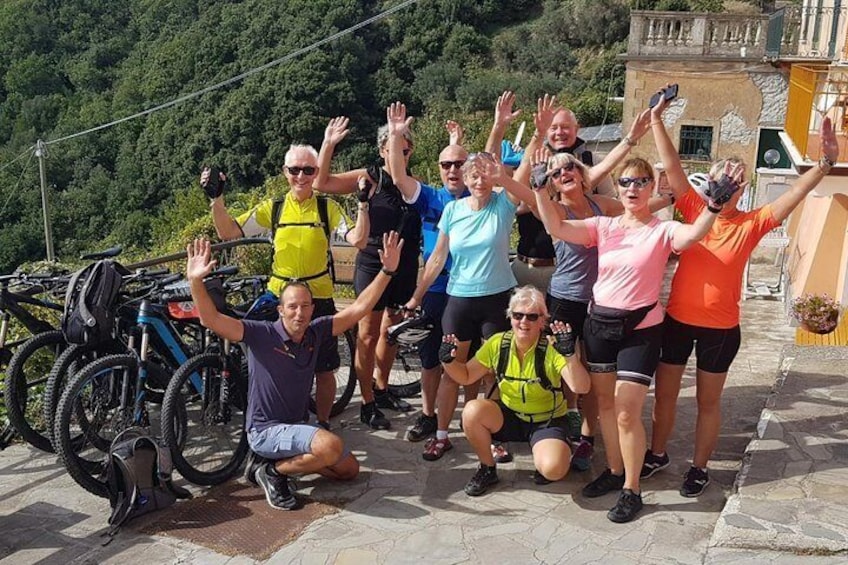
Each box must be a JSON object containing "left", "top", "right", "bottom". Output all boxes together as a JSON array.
[
  {"left": 42, "top": 342, "right": 126, "bottom": 450},
  {"left": 54, "top": 353, "right": 139, "bottom": 498},
  {"left": 309, "top": 328, "right": 357, "bottom": 418},
  {"left": 161, "top": 352, "right": 248, "bottom": 486},
  {"left": 4, "top": 330, "right": 65, "bottom": 452},
  {"left": 386, "top": 344, "right": 422, "bottom": 398}
]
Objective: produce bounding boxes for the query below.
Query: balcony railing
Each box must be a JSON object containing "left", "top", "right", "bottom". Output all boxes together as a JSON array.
[
  {"left": 785, "top": 64, "right": 848, "bottom": 161},
  {"left": 629, "top": 10, "right": 770, "bottom": 59},
  {"left": 628, "top": 7, "right": 848, "bottom": 61}
]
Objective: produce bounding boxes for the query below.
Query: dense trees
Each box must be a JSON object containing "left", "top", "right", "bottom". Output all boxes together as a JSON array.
[{"left": 0, "top": 0, "right": 749, "bottom": 271}]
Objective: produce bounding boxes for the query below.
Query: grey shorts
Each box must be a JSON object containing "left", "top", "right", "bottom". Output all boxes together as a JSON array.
[{"left": 248, "top": 423, "right": 320, "bottom": 460}]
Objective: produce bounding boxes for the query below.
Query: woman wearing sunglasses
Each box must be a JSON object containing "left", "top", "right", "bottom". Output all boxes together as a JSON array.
[
  {"left": 314, "top": 117, "right": 422, "bottom": 430},
  {"left": 642, "top": 94, "right": 840, "bottom": 498},
  {"left": 534, "top": 153, "right": 724, "bottom": 523},
  {"left": 439, "top": 286, "right": 591, "bottom": 496},
  {"left": 403, "top": 147, "right": 539, "bottom": 460}
]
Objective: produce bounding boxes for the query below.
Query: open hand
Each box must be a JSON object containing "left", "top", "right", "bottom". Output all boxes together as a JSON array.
[
  {"left": 820, "top": 116, "right": 839, "bottom": 163},
  {"left": 186, "top": 238, "right": 217, "bottom": 282},
  {"left": 549, "top": 320, "right": 575, "bottom": 357},
  {"left": 446, "top": 120, "right": 465, "bottom": 146},
  {"left": 387, "top": 102, "right": 413, "bottom": 136},
  {"left": 495, "top": 91, "right": 521, "bottom": 128},
  {"left": 378, "top": 231, "right": 404, "bottom": 273},
  {"left": 357, "top": 176, "right": 373, "bottom": 203},
  {"left": 533, "top": 94, "right": 560, "bottom": 137},
  {"left": 324, "top": 116, "right": 350, "bottom": 146}
]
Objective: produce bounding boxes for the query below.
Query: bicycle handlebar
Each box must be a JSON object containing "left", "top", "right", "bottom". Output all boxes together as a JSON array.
[{"left": 125, "top": 237, "right": 271, "bottom": 270}]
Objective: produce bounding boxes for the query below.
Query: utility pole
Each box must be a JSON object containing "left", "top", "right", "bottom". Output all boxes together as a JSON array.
[{"left": 34, "top": 139, "right": 55, "bottom": 262}]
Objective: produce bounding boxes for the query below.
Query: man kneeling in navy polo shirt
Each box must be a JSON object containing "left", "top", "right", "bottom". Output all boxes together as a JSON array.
[{"left": 186, "top": 232, "right": 404, "bottom": 510}]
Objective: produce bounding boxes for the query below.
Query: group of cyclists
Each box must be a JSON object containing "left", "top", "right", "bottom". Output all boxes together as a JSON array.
[{"left": 191, "top": 86, "right": 839, "bottom": 523}]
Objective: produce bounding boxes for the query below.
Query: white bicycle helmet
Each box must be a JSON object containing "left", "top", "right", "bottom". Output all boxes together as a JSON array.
[{"left": 687, "top": 172, "right": 711, "bottom": 201}]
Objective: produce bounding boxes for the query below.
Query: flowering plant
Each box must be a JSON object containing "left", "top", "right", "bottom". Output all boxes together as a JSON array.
[{"left": 791, "top": 293, "right": 842, "bottom": 334}]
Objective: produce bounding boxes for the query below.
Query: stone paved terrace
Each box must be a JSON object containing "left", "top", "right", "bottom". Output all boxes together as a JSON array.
[{"left": 1, "top": 262, "right": 847, "bottom": 563}]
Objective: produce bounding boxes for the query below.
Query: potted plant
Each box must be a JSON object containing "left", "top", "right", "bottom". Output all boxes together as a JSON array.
[{"left": 791, "top": 293, "right": 842, "bottom": 335}]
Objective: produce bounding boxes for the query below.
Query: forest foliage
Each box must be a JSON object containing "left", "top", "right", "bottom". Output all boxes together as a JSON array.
[{"left": 0, "top": 0, "right": 751, "bottom": 272}]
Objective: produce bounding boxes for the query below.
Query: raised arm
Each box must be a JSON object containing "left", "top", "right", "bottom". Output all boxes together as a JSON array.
[
  {"left": 386, "top": 102, "right": 419, "bottom": 201},
  {"left": 491, "top": 156, "right": 536, "bottom": 209},
  {"left": 584, "top": 108, "right": 651, "bottom": 189},
  {"left": 314, "top": 116, "right": 363, "bottom": 195},
  {"left": 439, "top": 334, "right": 492, "bottom": 386},
  {"left": 405, "top": 231, "right": 449, "bottom": 311},
  {"left": 446, "top": 120, "right": 465, "bottom": 147},
  {"left": 649, "top": 90, "right": 689, "bottom": 199},
  {"left": 485, "top": 91, "right": 522, "bottom": 159},
  {"left": 672, "top": 206, "right": 719, "bottom": 251},
  {"left": 549, "top": 321, "right": 590, "bottom": 394},
  {"left": 770, "top": 116, "right": 838, "bottom": 223},
  {"left": 344, "top": 176, "right": 373, "bottom": 250},
  {"left": 332, "top": 231, "right": 403, "bottom": 336},
  {"left": 514, "top": 94, "right": 558, "bottom": 186},
  {"left": 187, "top": 239, "right": 244, "bottom": 342},
  {"left": 202, "top": 168, "right": 243, "bottom": 240}
]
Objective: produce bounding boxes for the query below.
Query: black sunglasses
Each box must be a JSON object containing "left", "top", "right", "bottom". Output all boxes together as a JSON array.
[
  {"left": 439, "top": 160, "right": 466, "bottom": 171},
  {"left": 286, "top": 166, "right": 317, "bottom": 176},
  {"left": 550, "top": 161, "right": 577, "bottom": 179},
  {"left": 511, "top": 311, "right": 541, "bottom": 322},
  {"left": 617, "top": 176, "right": 652, "bottom": 188}
]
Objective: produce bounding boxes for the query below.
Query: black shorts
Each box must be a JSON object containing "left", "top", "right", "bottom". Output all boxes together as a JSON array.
[
  {"left": 660, "top": 315, "right": 741, "bottom": 373},
  {"left": 546, "top": 295, "right": 588, "bottom": 340},
  {"left": 353, "top": 250, "right": 418, "bottom": 311},
  {"left": 442, "top": 290, "right": 512, "bottom": 343},
  {"left": 313, "top": 298, "right": 341, "bottom": 372},
  {"left": 418, "top": 291, "right": 448, "bottom": 370},
  {"left": 490, "top": 401, "right": 571, "bottom": 449},
  {"left": 582, "top": 319, "right": 663, "bottom": 386}
]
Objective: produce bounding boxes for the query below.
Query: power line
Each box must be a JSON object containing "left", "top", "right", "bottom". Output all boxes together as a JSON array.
[
  {"left": 0, "top": 145, "right": 36, "bottom": 175},
  {"left": 45, "top": 0, "right": 421, "bottom": 147},
  {"left": 0, "top": 150, "right": 34, "bottom": 217}
]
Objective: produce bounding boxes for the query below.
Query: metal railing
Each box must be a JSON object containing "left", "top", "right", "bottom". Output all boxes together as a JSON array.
[{"left": 785, "top": 64, "right": 848, "bottom": 161}]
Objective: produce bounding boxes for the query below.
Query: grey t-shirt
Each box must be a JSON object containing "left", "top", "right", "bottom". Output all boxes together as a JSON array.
[{"left": 241, "top": 316, "right": 333, "bottom": 432}]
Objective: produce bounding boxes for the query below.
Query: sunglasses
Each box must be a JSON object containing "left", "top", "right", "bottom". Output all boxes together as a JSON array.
[
  {"left": 286, "top": 166, "right": 317, "bottom": 176},
  {"left": 511, "top": 311, "right": 541, "bottom": 322},
  {"left": 617, "top": 176, "right": 653, "bottom": 189},
  {"left": 439, "top": 160, "right": 466, "bottom": 171},
  {"left": 550, "top": 161, "right": 577, "bottom": 179}
]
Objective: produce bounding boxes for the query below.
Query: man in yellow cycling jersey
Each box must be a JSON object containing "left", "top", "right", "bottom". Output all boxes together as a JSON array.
[{"left": 205, "top": 144, "right": 370, "bottom": 427}]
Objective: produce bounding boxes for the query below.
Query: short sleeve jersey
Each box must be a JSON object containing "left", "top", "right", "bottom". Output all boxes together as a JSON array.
[
  {"left": 241, "top": 316, "right": 334, "bottom": 433},
  {"left": 584, "top": 215, "right": 680, "bottom": 329},
  {"left": 475, "top": 332, "right": 569, "bottom": 422},
  {"left": 236, "top": 193, "right": 350, "bottom": 299},
  {"left": 438, "top": 191, "right": 518, "bottom": 297},
  {"left": 667, "top": 188, "right": 780, "bottom": 329},
  {"left": 409, "top": 181, "right": 469, "bottom": 294}
]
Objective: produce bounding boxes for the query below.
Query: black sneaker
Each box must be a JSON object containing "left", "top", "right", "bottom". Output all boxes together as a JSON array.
[
  {"left": 243, "top": 450, "right": 271, "bottom": 487},
  {"left": 607, "top": 488, "right": 643, "bottom": 523},
  {"left": 256, "top": 465, "right": 301, "bottom": 510},
  {"left": 640, "top": 450, "right": 670, "bottom": 479},
  {"left": 533, "top": 469, "right": 553, "bottom": 485},
  {"left": 407, "top": 413, "right": 437, "bottom": 442},
  {"left": 464, "top": 464, "right": 499, "bottom": 496},
  {"left": 374, "top": 388, "right": 413, "bottom": 412},
  {"left": 581, "top": 469, "right": 625, "bottom": 498},
  {"left": 680, "top": 466, "right": 710, "bottom": 497},
  {"left": 360, "top": 401, "right": 391, "bottom": 430}
]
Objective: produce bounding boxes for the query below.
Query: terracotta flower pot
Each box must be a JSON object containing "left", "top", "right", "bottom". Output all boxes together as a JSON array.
[{"left": 799, "top": 312, "right": 839, "bottom": 335}]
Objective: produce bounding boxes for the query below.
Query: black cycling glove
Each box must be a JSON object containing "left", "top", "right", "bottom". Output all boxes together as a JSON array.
[
  {"left": 202, "top": 167, "right": 226, "bottom": 199},
  {"left": 530, "top": 162, "right": 549, "bottom": 191},
  {"left": 438, "top": 340, "right": 457, "bottom": 364},
  {"left": 551, "top": 325, "right": 576, "bottom": 357},
  {"left": 704, "top": 174, "right": 740, "bottom": 207},
  {"left": 357, "top": 179, "right": 373, "bottom": 203}
]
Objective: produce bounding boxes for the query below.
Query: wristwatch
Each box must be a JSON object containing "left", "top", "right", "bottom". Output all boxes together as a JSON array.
[{"left": 381, "top": 267, "right": 397, "bottom": 277}]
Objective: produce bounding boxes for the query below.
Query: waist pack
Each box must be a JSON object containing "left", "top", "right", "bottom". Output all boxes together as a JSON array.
[
  {"left": 105, "top": 428, "right": 191, "bottom": 537},
  {"left": 587, "top": 302, "right": 657, "bottom": 342},
  {"left": 62, "top": 260, "right": 128, "bottom": 345}
]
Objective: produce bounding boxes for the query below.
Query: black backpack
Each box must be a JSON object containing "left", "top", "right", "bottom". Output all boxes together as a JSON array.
[
  {"left": 61, "top": 260, "right": 127, "bottom": 345},
  {"left": 105, "top": 428, "right": 191, "bottom": 537}
]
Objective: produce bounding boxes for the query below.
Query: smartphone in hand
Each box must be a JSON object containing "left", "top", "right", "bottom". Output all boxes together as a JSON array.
[{"left": 649, "top": 84, "right": 679, "bottom": 108}]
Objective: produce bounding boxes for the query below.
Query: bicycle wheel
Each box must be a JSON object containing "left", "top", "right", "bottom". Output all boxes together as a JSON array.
[
  {"left": 43, "top": 341, "right": 126, "bottom": 450},
  {"left": 387, "top": 344, "right": 422, "bottom": 398},
  {"left": 309, "top": 328, "right": 357, "bottom": 418},
  {"left": 4, "top": 330, "right": 65, "bottom": 452},
  {"left": 54, "top": 353, "right": 139, "bottom": 498},
  {"left": 161, "top": 351, "right": 248, "bottom": 486}
]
